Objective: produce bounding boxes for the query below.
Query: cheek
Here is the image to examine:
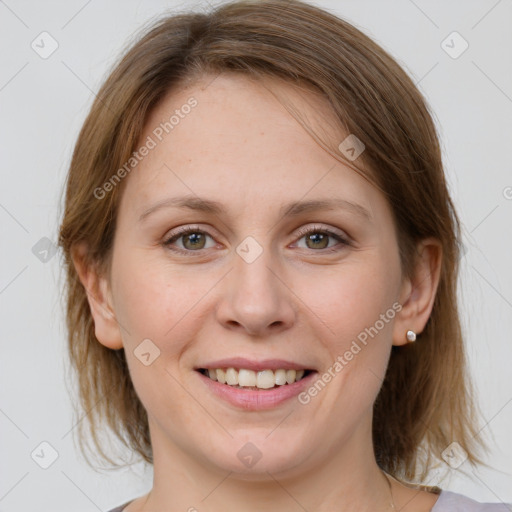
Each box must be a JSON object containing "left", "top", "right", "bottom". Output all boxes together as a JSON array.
[
  {"left": 297, "top": 255, "right": 401, "bottom": 354},
  {"left": 111, "top": 249, "right": 175, "bottom": 341},
  {"left": 111, "top": 250, "right": 220, "bottom": 354},
  {"left": 110, "top": 254, "right": 209, "bottom": 424}
]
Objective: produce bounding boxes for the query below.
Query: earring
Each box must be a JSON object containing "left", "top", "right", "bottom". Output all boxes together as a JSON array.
[{"left": 406, "top": 330, "right": 417, "bottom": 342}]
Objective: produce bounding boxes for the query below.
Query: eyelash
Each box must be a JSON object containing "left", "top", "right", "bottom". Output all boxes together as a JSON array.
[{"left": 162, "top": 224, "right": 350, "bottom": 255}]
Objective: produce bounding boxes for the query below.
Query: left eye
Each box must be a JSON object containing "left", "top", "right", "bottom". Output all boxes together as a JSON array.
[
  {"left": 292, "top": 226, "right": 348, "bottom": 251},
  {"left": 163, "top": 226, "right": 348, "bottom": 253}
]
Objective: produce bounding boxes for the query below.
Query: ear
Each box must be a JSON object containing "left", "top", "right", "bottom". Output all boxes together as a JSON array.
[
  {"left": 71, "top": 243, "right": 124, "bottom": 350},
  {"left": 392, "top": 238, "right": 442, "bottom": 346}
]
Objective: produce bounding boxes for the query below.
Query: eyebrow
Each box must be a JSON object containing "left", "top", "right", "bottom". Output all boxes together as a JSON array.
[{"left": 138, "top": 195, "right": 372, "bottom": 222}]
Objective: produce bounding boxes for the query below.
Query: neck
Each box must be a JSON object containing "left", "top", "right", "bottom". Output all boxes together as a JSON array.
[{"left": 142, "top": 418, "right": 394, "bottom": 512}]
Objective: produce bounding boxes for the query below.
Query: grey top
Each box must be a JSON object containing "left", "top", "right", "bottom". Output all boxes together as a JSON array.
[
  {"left": 107, "top": 501, "right": 132, "bottom": 512},
  {"left": 107, "top": 490, "right": 512, "bottom": 511},
  {"left": 431, "top": 490, "right": 511, "bottom": 511}
]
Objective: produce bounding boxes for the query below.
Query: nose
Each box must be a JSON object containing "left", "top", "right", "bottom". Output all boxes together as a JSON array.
[{"left": 215, "top": 246, "right": 296, "bottom": 337}]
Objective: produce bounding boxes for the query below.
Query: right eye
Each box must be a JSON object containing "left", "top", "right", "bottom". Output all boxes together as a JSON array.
[{"left": 163, "top": 226, "right": 218, "bottom": 253}]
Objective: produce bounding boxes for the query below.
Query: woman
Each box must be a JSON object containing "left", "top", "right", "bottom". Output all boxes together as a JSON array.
[{"left": 58, "top": 1, "right": 511, "bottom": 510}]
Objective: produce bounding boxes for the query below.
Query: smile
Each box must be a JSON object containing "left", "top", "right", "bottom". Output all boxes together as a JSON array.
[
  {"left": 195, "top": 365, "right": 318, "bottom": 410},
  {"left": 198, "top": 367, "right": 311, "bottom": 389}
]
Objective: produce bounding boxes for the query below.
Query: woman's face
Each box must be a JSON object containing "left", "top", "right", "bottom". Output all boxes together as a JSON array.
[{"left": 107, "top": 73, "right": 407, "bottom": 477}]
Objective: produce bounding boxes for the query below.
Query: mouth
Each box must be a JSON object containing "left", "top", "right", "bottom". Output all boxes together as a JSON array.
[
  {"left": 196, "top": 367, "right": 313, "bottom": 390},
  {"left": 194, "top": 357, "right": 318, "bottom": 410},
  {"left": 195, "top": 361, "right": 318, "bottom": 410}
]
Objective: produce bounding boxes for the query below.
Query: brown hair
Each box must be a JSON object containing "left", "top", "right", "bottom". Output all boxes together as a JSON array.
[{"left": 58, "top": 0, "right": 487, "bottom": 481}]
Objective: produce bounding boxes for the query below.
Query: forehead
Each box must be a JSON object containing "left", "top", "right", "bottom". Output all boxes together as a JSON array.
[{"left": 117, "top": 73, "right": 384, "bottom": 222}]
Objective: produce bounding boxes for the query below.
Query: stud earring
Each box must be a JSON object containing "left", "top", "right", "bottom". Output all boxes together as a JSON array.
[{"left": 406, "top": 330, "right": 417, "bottom": 342}]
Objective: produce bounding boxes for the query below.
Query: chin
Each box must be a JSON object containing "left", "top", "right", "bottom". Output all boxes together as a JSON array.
[{"left": 200, "top": 430, "right": 312, "bottom": 479}]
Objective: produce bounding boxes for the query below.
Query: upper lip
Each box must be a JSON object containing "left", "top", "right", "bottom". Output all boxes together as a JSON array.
[{"left": 195, "top": 357, "right": 315, "bottom": 372}]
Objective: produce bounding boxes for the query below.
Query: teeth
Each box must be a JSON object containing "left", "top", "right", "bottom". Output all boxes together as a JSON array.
[
  {"left": 216, "top": 368, "right": 226, "bottom": 384},
  {"left": 274, "top": 369, "right": 287, "bottom": 385},
  {"left": 225, "top": 368, "right": 238, "bottom": 385},
  {"left": 286, "top": 369, "right": 296, "bottom": 384},
  {"left": 238, "top": 369, "right": 256, "bottom": 387},
  {"left": 257, "top": 370, "right": 275, "bottom": 389},
  {"left": 203, "top": 367, "right": 309, "bottom": 389}
]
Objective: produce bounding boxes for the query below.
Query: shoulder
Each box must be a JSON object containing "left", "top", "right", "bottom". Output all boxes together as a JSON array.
[{"left": 433, "top": 490, "right": 512, "bottom": 511}]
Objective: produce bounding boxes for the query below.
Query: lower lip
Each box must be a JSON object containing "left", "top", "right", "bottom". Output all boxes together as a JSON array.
[{"left": 196, "top": 370, "right": 317, "bottom": 411}]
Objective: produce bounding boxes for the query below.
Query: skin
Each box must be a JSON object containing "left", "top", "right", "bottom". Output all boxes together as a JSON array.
[{"left": 74, "top": 73, "right": 442, "bottom": 511}]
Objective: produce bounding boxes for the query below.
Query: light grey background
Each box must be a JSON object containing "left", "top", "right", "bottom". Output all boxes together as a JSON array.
[{"left": 1, "top": 0, "right": 511, "bottom": 510}]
